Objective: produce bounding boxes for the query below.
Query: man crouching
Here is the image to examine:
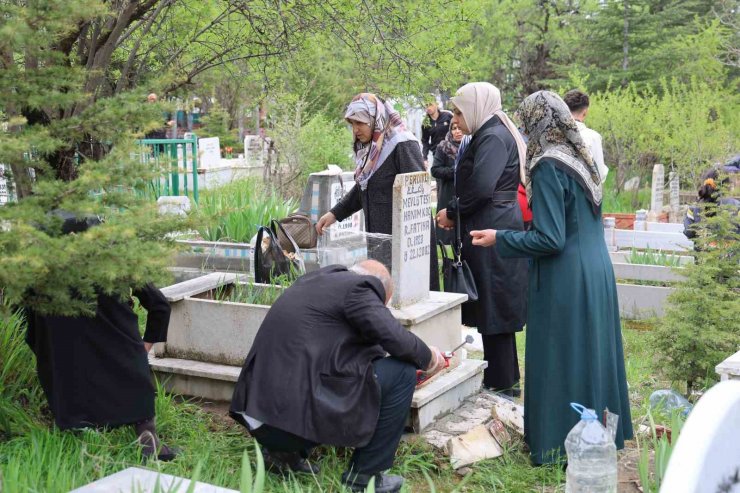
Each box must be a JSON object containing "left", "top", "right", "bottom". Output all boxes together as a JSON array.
[{"left": 229, "top": 260, "right": 445, "bottom": 492}]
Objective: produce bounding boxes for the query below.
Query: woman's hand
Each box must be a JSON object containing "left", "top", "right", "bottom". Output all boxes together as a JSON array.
[
  {"left": 470, "top": 229, "right": 497, "bottom": 247},
  {"left": 144, "top": 342, "right": 153, "bottom": 353},
  {"left": 436, "top": 209, "right": 455, "bottom": 230},
  {"left": 316, "top": 212, "right": 337, "bottom": 235}
]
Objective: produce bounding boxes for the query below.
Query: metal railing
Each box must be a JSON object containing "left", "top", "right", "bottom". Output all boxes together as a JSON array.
[{"left": 137, "top": 135, "right": 199, "bottom": 203}]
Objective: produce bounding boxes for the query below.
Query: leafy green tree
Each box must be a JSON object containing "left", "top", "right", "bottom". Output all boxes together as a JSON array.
[
  {"left": 585, "top": 78, "right": 740, "bottom": 190},
  {"left": 1, "top": 0, "right": 467, "bottom": 316}
]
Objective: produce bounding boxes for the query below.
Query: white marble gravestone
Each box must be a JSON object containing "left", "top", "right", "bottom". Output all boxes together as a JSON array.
[
  {"left": 660, "top": 380, "right": 740, "bottom": 492},
  {"left": 649, "top": 163, "right": 665, "bottom": 221},
  {"left": 391, "top": 172, "right": 432, "bottom": 307},
  {"left": 198, "top": 137, "right": 221, "bottom": 170}
]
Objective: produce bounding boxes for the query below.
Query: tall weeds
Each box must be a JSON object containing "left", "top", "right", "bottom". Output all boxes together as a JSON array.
[
  {"left": 0, "top": 309, "right": 44, "bottom": 439},
  {"left": 193, "top": 179, "right": 298, "bottom": 244}
]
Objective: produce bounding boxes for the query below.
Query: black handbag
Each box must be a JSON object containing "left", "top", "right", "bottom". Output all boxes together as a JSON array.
[
  {"left": 439, "top": 205, "right": 478, "bottom": 302},
  {"left": 254, "top": 220, "right": 304, "bottom": 284}
]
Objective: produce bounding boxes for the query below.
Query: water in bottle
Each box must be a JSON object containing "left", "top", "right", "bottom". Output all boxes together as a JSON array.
[{"left": 565, "top": 403, "right": 617, "bottom": 493}]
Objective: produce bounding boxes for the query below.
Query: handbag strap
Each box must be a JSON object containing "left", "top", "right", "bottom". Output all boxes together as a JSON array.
[
  {"left": 453, "top": 198, "right": 463, "bottom": 261},
  {"left": 271, "top": 218, "right": 300, "bottom": 254},
  {"left": 437, "top": 240, "right": 449, "bottom": 263}
]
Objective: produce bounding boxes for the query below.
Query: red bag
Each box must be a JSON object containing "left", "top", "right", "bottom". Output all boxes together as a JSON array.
[{"left": 517, "top": 184, "right": 532, "bottom": 223}]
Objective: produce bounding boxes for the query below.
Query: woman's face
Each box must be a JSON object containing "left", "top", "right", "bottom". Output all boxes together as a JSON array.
[
  {"left": 451, "top": 107, "right": 470, "bottom": 135},
  {"left": 349, "top": 118, "right": 373, "bottom": 144},
  {"left": 451, "top": 124, "right": 463, "bottom": 142}
]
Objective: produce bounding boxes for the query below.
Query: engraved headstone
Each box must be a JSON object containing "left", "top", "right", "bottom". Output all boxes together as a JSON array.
[
  {"left": 391, "top": 172, "right": 432, "bottom": 307},
  {"left": 198, "top": 137, "right": 221, "bottom": 169},
  {"left": 649, "top": 164, "right": 665, "bottom": 221},
  {"left": 669, "top": 171, "right": 680, "bottom": 222},
  {"left": 329, "top": 179, "right": 363, "bottom": 240},
  {"left": 0, "top": 164, "right": 11, "bottom": 205}
]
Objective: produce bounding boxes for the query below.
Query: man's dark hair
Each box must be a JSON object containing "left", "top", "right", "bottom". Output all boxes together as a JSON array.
[{"left": 564, "top": 90, "right": 590, "bottom": 113}]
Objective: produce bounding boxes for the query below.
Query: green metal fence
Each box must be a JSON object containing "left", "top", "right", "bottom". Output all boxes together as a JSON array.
[{"left": 137, "top": 135, "right": 199, "bottom": 203}]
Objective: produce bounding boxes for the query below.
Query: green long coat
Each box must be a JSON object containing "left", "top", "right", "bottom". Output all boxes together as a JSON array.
[{"left": 496, "top": 159, "right": 633, "bottom": 465}]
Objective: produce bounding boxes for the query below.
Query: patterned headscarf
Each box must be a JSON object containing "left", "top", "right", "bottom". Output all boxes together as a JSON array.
[
  {"left": 450, "top": 82, "right": 528, "bottom": 185},
  {"left": 344, "top": 93, "right": 416, "bottom": 190},
  {"left": 518, "top": 90, "right": 602, "bottom": 213},
  {"left": 436, "top": 129, "right": 462, "bottom": 161}
]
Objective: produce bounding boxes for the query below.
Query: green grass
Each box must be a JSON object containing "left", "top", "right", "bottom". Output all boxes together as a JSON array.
[{"left": 1, "top": 308, "right": 671, "bottom": 493}]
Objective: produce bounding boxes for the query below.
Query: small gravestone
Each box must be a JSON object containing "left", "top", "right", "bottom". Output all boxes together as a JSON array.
[
  {"left": 391, "top": 172, "right": 432, "bottom": 307},
  {"left": 0, "top": 164, "right": 11, "bottom": 205},
  {"left": 649, "top": 163, "right": 665, "bottom": 221},
  {"left": 669, "top": 171, "right": 680, "bottom": 222},
  {"left": 198, "top": 137, "right": 221, "bottom": 169},
  {"left": 623, "top": 176, "right": 640, "bottom": 192},
  {"left": 329, "top": 176, "right": 363, "bottom": 240},
  {"left": 603, "top": 216, "right": 616, "bottom": 251},
  {"left": 633, "top": 209, "right": 647, "bottom": 231},
  {"left": 157, "top": 195, "right": 191, "bottom": 216}
]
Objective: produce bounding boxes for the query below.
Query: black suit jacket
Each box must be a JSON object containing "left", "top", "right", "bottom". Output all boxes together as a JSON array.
[{"left": 229, "top": 265, "right": 432, "bottom": 447}]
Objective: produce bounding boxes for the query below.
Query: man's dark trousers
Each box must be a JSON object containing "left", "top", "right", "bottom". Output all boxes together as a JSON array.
[{"left": 251, "top": 357, "right": 417, "bottom": 474}]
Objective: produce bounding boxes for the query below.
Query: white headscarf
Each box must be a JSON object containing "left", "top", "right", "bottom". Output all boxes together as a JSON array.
[{"left": 450, "top": 82, "right": 528, "bottom": 185}]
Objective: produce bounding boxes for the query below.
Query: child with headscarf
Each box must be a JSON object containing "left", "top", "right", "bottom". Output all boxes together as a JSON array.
[
  {"left": 469, "top": 90, "right": 633, "bottom": 465},
  {"left": 435, "top": 82, "right": 529, "bottom": 397}
]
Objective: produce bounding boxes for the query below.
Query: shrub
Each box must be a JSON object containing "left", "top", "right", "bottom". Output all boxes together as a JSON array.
[{"left": 653, "top": 204, "right": 740, "bottom": 394}]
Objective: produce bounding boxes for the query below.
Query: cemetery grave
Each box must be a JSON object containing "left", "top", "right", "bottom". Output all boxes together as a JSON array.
[{"left": 151, "top": 172, "right": 488, "bottom": 433}]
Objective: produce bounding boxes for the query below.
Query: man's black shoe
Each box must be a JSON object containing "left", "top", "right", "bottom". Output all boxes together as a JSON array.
[
  {"left": 341, "top": 471, "right": 404, "bottom": 493},
  {"left": 263, "top": 449, "right": 319, "bottom": 476}
]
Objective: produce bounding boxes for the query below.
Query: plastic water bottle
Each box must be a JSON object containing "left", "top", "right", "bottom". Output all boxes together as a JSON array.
[{"left": 565, "top": 403, "right": 617, "bottom": 493}]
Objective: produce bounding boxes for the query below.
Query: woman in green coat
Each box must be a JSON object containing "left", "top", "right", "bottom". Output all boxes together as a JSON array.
[{"left": 470, "top": 91, "right": 633, "bottom": 465}]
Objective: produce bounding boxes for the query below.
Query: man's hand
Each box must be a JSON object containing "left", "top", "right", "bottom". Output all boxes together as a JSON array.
[
  {"left": 436, "top": 209, "right": 455, "bottom": 230},
  {"left": 144, "top": 342, "right": 153, "bottom": 353},
  {"left": 470, "top": 229, "right": 497, "bottom": 247},
  {"left": 316, "top": 212, "right": 337, "bottom": 235},
  {"left": 424, "top": 346, "right": 447, "bottom": 376}
]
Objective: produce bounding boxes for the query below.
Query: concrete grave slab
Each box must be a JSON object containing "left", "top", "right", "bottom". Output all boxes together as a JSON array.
[
  {"left": 616, "top": 283, "right": 673, "bottom": 319},
  {"left": 411, "top": 359, "right": 487, "bottom": 432}
]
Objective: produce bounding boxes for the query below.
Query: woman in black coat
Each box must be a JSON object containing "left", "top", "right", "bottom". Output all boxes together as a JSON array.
[
  {"left": 436, "top": 82, "right": 528, "bottom": 395},
  {"left": 316, "top": 93, "right": 439, "bottom": 290},
  {"left": 25, "top": 213, "right": 177, "bottom": 461},
  {"left": 431, "top": 122, "right": 464, "bottom": 244}
]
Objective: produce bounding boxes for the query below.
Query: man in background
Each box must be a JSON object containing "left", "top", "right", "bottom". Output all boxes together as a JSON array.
[
  {"left": 564, "top": 90, "right": 609, "bottom": 181},
  {"left": 421, "top": 96, "right": 453, "bottom": 167}
]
